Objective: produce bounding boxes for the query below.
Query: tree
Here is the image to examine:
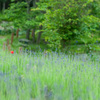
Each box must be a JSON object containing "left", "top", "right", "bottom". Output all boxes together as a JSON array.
[
  {"left": 35, "top": 0, "right": 100, "bottom": 48},
  {"left": 0, "top": 0, "right": 7, "bottom": 11},
  {"left": 0, "top": 0, "right": 100, "bottom": 49},
  {"left": 25, "top": 0, "right": 32, "bottom": 39}
]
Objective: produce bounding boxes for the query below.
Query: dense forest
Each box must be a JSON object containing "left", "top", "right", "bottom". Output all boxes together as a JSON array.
[{"left": 0, "top": 0, "right": 100, "bottom": 50}]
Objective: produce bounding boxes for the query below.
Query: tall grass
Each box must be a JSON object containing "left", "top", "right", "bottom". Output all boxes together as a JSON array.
[{"left": 0, "top": 49, "right": 100, "bottom": 100}]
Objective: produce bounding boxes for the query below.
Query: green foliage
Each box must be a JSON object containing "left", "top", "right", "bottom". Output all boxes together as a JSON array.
[
  {"left": 0, "top": 2, "right": 39, "bottom": 29},
  {"left": 0, "top": 0, "right": 7, "bottom": 2},
  {"left": 89, "top": 0, "right": 100, "bottom": 17},
  {"left": 35, "top": 0, "right": 100, "bottom": 48},
  {"left": 0, "top": 0, "right": 100, "bottom": 50},
  {"left": 0, "top": 1, "right": 45, "bottom": 36},
  {"left": 79, "top": 15, "right": 100, "bottom": 44},
  {"left": 3, "top": 2, "right": 27, "bottom": 28}
]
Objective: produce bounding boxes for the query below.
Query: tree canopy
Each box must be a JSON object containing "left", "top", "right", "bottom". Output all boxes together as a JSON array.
[{"left": 0, "top": 0, "right": 100, "bottom": 48}]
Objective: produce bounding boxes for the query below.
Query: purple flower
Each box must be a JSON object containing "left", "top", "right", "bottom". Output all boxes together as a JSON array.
[{"left": 76, "top": 41, "right": 78, "bottom": 43}]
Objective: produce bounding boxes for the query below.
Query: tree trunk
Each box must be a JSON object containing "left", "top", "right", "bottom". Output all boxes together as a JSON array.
[
  {"left": 27, "top": 2, "right": 30, "bottom": 14},
  {"left": 26, "top": 0, "right": 31, "bottom": 39},
  {"left": 11, "top": 33, "right": 14, "bottom": 45},
  {"left": 32, "top": 29, "right": 35, "bottom": 43},
  {"left": 0, "top": 3, "right": 1, "bottom": 11},
  {"left": 33, "top": 0, "right": 36, "bottom": 7},
  {"left": 37, "top": 25, "right": 42, "bottom": 44},
  {"left": 16, "top": 28, "right": 19, "bottom": 38},
  {"left": 32, "top": 0, "right": 37, "bottom": 43},
  {"left": 3, "top": 2, "right": 5, "bottom": 11},
  {"left": 26, "top": 29, "right": 30, "bottom": 39}
]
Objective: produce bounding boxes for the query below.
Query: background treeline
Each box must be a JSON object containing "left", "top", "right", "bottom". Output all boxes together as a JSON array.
[{"left": 0, "top": 0, "right": 100, "bottom": 49}]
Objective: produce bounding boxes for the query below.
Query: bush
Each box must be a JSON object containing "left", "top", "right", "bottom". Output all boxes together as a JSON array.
[{"left": 37, "top": 0, "right": 100, "bottom": 48}]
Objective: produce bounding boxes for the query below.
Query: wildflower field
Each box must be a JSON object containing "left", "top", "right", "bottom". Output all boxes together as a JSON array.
[{"left": 0, "top": 49, "right": 100, "bottom": 100}]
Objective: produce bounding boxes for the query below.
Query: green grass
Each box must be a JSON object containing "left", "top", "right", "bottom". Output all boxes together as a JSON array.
[
  {"left": 0, "top": 34, "right": 100, "bottom": 54},
  {"left": 0, "top": 34, "right": 50, "bottom": 53},
  {"left": 0, "top": 49, "right": 100, "bottom": 100}
]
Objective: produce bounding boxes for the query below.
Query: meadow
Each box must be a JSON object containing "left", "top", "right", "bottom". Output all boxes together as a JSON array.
[
  {"left": 0, "top": 0, "right": 100, "bottom": 99},
  {"left": 0, "top": 48, "right": 100, "bottom": 100}
]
